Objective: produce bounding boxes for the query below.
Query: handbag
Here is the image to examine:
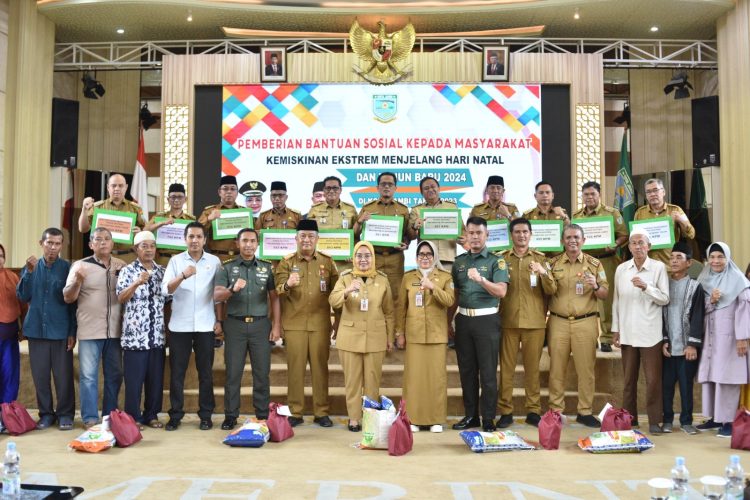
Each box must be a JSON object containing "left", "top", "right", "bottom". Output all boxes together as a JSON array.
[
  {"left": 731, "top": 407, "right": 750, "bottom": 451},
  {"left": 538, "top": 409, "right": 563, "bottom": 450},
  {"left": 600, "top": 407, "right": 633, "bottom": 432},
  {"left": 388, "top": 399, "right": 414, "bottom": 456},
  {"left": 0, "top": 401, "right": 37, "bottom": 436},
  {"left": 109, "top": 409, "right": 143, "bottom": 447},
  {"left": 267, "top": 402, "right": 294, "bottom": 442}
]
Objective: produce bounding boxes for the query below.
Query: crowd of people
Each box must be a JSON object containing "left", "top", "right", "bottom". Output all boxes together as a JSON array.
[{"left": 0, "top": 171, "right": 748, "bottom": 441}]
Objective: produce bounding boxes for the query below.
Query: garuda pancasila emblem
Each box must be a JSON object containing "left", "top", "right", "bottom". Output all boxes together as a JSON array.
[{"left": 349, "top": 20, "right": 416, "bottom": 85}]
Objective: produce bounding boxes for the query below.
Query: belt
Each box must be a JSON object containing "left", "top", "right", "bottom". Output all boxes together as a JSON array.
[
  {"left": 228, "top": 315, "right": 266, "bottom": 323},
  {"left": 213, "top": 250, "right": 236, "bottom": 256},
  {"left": 374, "top": 249, "right": 402, "bottom": 256},
  {"left": 457, "top": 306, "right": 497, "bottom": 317},
  {"left": 550, "top": 311, "right": 599, "bottom": 321},
  {"left": 111, "top": 249, "right": 133, "bottom": 256}
]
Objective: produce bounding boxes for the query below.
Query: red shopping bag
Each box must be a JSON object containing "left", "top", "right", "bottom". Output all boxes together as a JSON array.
[
  {"left": 267, "top": 402, "right": 294, "bottom": 442},
  {"left": 388, "top": 399, "right": 413, "bottom": 456},
  {"left": 109, "top": 409, "right": 142, "bottom": 447},
  {"left": 1, "top": 401, "right": 37, "bottom": 436},
  {"left": 538, "top": 410, "right": 563, "bottom": 450},
  {"left": 731, "top": 407, "right": 750, "bottom": 451},
  {"left": 600, "top": 407, "right": 633, "bottom": 432}
]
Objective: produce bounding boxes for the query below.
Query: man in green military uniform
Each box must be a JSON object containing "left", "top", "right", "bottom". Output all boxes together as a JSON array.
[
  {"left": 468, "top": 175, "right": 521, "bottom": 223},
  {"left": 634, "top": 178, "right": 695, "bottom": 266},
  {"left": 198, "top": 175, "right": 246, "bottom": 260},
  {"left": 572, "top": 181, "right": 629, "bottom": 352},
  {"left": 79, "top": 173, "right": 145, "bottom": 264},
  {"left": 449, "top": 216, "right": 509, "bottom": 433},
  {"left": 214, "top": 228, "right": 281, "bottom": 430},
  {"left": 145, "top": 183, "right": 196, "bottom": 266},
  {"left": 275, "top": 219, "right": 338, "bottom": 428},
  {"left": 255, "top": 181, "right": 301, "bottom": 231}
]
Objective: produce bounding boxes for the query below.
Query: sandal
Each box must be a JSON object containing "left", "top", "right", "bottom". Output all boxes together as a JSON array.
[{"left": 147, "top": 419, "right": 163, "bottom": 429}]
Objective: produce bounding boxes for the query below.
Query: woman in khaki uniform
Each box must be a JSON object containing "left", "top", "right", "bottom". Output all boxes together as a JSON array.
[
  {"left": 329, "top": 241, "right": 394, "bottom": 432},
  {"left": 396, "top": 241, "right": 454, "bottom": 433}
]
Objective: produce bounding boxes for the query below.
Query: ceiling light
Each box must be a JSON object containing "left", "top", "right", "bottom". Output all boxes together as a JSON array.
[
  {"left": 663, "top": 72, "right": 693, "bottom": 100},
  {"left": 573, "top": 9, "right": 580, "bottom": 20},
  {"left": 650, "top": 26, "right": 659, "bottom": 32},
  {"left": 140, "top": 103, "right": 158, "bottom": 130},
  {"left": 116, "top": 28, "right": 125, "bottom": 34},
  {"left": 81, "top": 73, "right": 105, "bottom": 99},
  {"left": 187, "top": 10, "right": 193, "bottom": 22}
]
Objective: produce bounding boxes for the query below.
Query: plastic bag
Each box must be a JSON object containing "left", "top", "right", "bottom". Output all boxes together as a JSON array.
[
  {"left": 360, "top": 396, "right": 397, "bottom": 449},
  {"left": 267, "top": 402, "right": 294, "bottom": 443},
  {"left": 577, "top": 430, "right": 654, "bottom": 454},
  {"left": 0, "top": 401, "right": 36, "bottom": 436},
  {"left": 538, "top": 409, "right": 563, "bottom": 450},
  {"left": 460, "top": 430, "right": 535, "bottom": 453},
  {"left": 68, "top": 417, "right": 116, "bottom": 453},
  {"left": 223, "top": 419, "right": 270, "bottom": 448},
  {"left": 731, "top": 407, "right": 750, "bottom": 451},
  {"left": 388, "top": 399, "right": 413, "bottom": 456},
  {"left": 109, "top": 409, "right": 142, "bottom": 447}
]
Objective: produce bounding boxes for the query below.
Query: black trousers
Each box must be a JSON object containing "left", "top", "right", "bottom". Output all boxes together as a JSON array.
[
  {"left": 123, "top": 348, "right": 165, "bottom": 423},
  {"left": 27, "top": 338, "right": 75, "bottom": 419},
  {"left": 455, "top": 313, "right": 501, "bottom": 421},
  {"left": 663, "top": 354, "right": 699, "bottom": 425},
  {"left": 168, "top": 332, "right": 215, "bottom": 421}
]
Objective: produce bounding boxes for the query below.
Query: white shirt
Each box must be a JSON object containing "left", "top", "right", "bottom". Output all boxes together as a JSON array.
[
  {"left": 162, "top": 251, "right": 222, "bottom": 332},
  {"left": 611, "top": 257, "right": 670, "bottom": 347}
]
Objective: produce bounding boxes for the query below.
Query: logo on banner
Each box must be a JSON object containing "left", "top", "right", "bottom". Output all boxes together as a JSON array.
[
  {"left": 373, "top": 95, "right": 398, "bottom": 122},
  {"left": 349, "top": 21, "right": 415, "bottom": 85}
]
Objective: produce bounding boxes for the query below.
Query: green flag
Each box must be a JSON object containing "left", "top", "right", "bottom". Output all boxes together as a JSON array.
[
  {"left": 689, "top": 168, "right": 711, "bottom": 258},
  {"left": 614, "top": 129, "right": 635, "bottom": 224}
]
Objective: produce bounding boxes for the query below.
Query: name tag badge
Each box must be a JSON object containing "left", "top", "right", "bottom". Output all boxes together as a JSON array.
[
  {"left": 415, "top": 291, "right": 423, "bottom": 307},
  {"left": 342, "top": 219, "right": 349, "bottom": 229},
  {"left": 530, "top": 274, "right": 537, "bottom": 288},
  {"left": 360, "top": 298, "right": 369, "bottom": 311},
  {"left": 575, "top": 281, "right": 584, "bottom": 295},
  {"left": 320, "top": 279, "right": 327, "bottom": 292}
]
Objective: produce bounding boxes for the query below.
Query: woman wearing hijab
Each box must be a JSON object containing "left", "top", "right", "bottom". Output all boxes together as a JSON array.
[
  {"left": 329, "top": 241, "right": 394, "bottom": 431},
  {"left": 0, "top": 243, "right": 27, "bottom": 406},
  {"left": 696, "top": 242, "right": 750, "bottom": 437},
  {"left": 395, "top": 241, "right": 454, "bottom": 433}
]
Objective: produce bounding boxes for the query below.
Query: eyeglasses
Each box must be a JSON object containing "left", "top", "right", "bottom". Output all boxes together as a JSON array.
[
  {"left": 355, "top": 254, "right": 372, "bottom": 260},
  {"left": 323, "top": 186, "right": 341, "bottom": 192},
  {"left": 298, "top": 233, "right": 317, "bottom": 240},
  {"left": 417, "top": 252, "right": 434, "bottom": 259},
  {"left": 168, "top": 195, "right": 185, "bottom": 201}
]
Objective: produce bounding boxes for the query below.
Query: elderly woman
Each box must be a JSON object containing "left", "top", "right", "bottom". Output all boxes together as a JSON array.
[
  {"left": 0, "top": 243, "right": 26, "bottom": 407},
  {"left": 395, "top": 241, "right": 454, "bottom": 433},
  {"left": 116, "top": 231, "right": 166, "bottom": 428},
  {"left": 696, "top": 242, "right": 750, "bottom": 438},
  {"left": 329, "top": 241, "right": 394, "bottom": 432}
]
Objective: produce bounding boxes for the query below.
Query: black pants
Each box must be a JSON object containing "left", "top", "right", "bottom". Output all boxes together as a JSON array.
[
  {"left": 124, "top": 348, "right": 165, "bottom": 423},
  {"left": 168, "top": 332, "right": 215, "bottom": 421},
  {"left": 455, "top": 313, "right": 501, "bottom": 421},
  {"left": 663, "top": 354, "right": 699, "bottom": 425},
  {"left": 27, "top": 338, "right": 75, "bottom": 419}
]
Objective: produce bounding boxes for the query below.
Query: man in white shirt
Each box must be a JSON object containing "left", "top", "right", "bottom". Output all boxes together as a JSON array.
[
  {"left": 612, "top": 227, "right": 670, "bottom": 435},
  {"left": 161, "top": 222, "right": 222, "bottom": 431}
]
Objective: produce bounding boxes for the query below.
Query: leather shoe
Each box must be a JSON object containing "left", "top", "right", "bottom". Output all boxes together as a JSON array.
[
  {"left": 288, "top": 416, "right": 304, "bottom": 427},
  {"left": 576, "top": 414, "right": 601, "bottom": 428},
  {"left": 165, "top": 418, "right": 181, "bottom": 431},
  {"left": 482, "top": 420, "right": 496, "bottom": 432},
  {"left": 649, "top": 424, "right": 663, "bottom": 435},
  {"left": 600, "top": 342, "right": 612, "bottom": 352},
  {"left": 221, "top": 417, "right": 237, "bottom": 430},
  {"left": 496, "top": 414, "right": 514, "bottom": 428},
  {"left": 36, "top": 415, "right": 57, "bottom": 430},
  {"left": 525, "top": 412, "right": 541, "bottom": 427},
  {"left": 314, "top": 416, "right": 333, "bottom": 428},
  {"left": 452, "top": 416, "right": 481, "bottom": 430},
  {"left": 199, "top": 419, "right": 213, "bottom": 430},
  {"left": 348, "top": 422, "right": 361, "bottom": 432}
]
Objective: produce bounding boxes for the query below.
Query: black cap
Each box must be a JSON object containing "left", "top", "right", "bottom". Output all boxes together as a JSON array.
[
  {"left": 312, "top": 181, "right": 325, "bottom": 193},
  {"left": 240, "top": 181, "right": 267, "bottom": 196},
  {"left": 671, "top": 240, "right": 693, "bottom": 260},
  {"left": 297, "top": 219, "right": 318, "bottom": 232},
  {"left": 270, "top": 181, "right": 287, "bottom": 191},
  {"left": 486, "top": 175, "right": 504, "bottom": 187},
  {"left": 220, "top": 175, "right": 237, "bottom": 187},
  {"left": 168, "top": 183, "right": 185, "bottom": 194}
]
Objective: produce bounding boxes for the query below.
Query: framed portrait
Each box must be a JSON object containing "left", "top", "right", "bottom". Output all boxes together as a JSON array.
[
  {"left": 260, "top": 47, "right": 286, "bottom": 82},
  {"left": 482, "top": 46, "right": 509, "bottom": 82}
]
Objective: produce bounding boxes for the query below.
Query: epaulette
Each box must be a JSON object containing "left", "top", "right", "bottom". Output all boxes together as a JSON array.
[
  {"left": 571, "top": 208, "right": 585, "bottom": 217},
  {"left": 362, "top": 200, "right": 379, "bottom": 207},
  {"left": 310, "top": 201, "right": 326, "bottom": 209},
  {"left": 435, "top": 268, "right": 452, "bottom": 276},
  {"left": 549, "top": 253, "right": 564, "bottom": 264},
  {"left": 522, "top": 207, "right": 536, "bottom": 216},
  {"left": 376, "top": 270, "right": 388, "bottom": 277},
  {"left": 258, "top": 258, "right": 273, "bottom": 265},
  {"left": 203, "top": 204, "right": 218, "bottom": 211},
  {"left": 492, "top": 250, "right": 506, "bottom": 258},
  {"left": 530, "top": 248, "right": 546, "bottom": 256},
  {"left": 340, "top": 269, "right": 353, "bottom": 276},
  {"left": 283, "top": 252, "right": 296, "bottom": 260},
  {"left": 128, "top": 200, "right": 142, "bottom": 210},
  {"left": 93, "top": 200, "right": 106, "bottom": 207},
  {"left": 602, "top": 205, "right": 616, "bottom": 213},
  {"left": 341, "top": 201, "right": 356, "bottom": 209},
  {"left": 288, "top": 207, "right": 302, "bottom": 215},
  {"left": 499, "top": 248, "right": 512, "bottom": 257},
  {"left": 317, "top": 249, "right": 332, "bottom": 259},
  {"left": 584, "top": 254, "right": 601, "bottom": 267},
  {"left": 472, "top": 202, "right": 487, "bottom": 208}
]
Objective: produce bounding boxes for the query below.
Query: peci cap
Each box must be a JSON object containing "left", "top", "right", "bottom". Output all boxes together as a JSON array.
[
  {"left": 270, "top": 181, "right": 287, "bottom": 192},
  {"left": 168, "top": 183, "right": 185, "bottom": 194},
  {"left": 220, "top": 175, "right": 237, "bottom": 187},
  {"left": 240, "top": 180, "right": 267, "bottom": 197},
  {"left": 671, "top": 240, "right": 693, "bottom": 260},
  {"left": 312, "top": 181, "right": 325, "bottom": 193},
  {"left": 486, "top": 175, "right": 504, "bottom": 187},
  {"left": 297, "top": 219, "right": 318, "bottom": 232}
]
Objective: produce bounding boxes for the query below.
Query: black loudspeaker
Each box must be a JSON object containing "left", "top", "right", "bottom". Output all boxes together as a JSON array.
[
  {"left": 691, "top": 96, "right": 719, "bottom": 167},
  {"left": 51, "top": 98, "right": 79, "bottom": 167}
]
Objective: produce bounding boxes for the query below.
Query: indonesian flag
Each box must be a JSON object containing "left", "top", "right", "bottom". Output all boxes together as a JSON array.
[{"left": 132, "top": 126, "right": 149, "bottom": 208}]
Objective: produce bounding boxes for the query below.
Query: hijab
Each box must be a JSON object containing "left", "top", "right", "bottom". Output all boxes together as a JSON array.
[
  {"left": 697, "top": 241, "right": 750, "bottom": 309},
  {"left": 352, "top": 241, "right": 378, "bottom": 279},
  {"left": 416, "top": 240, "right": 444, "bottom": 277}
]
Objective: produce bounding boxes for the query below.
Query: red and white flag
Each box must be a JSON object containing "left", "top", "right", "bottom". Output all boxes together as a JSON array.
[{"left": 132, "top": 126, "right": 149, "bottom": 208}]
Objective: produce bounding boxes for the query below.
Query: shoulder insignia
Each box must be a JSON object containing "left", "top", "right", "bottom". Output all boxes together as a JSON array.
[
  {"left": 311, "top": 201, "right": 325, "bottom": 209},
  {"left": 549, "top": 254, "right": 563, "bottom": 264},
  {"left": 283, "top": 252, "right": 296, "bottom": 260},
  {"left": 340, "top": 269, "right": 353, "bottom": 276},
  {"left": 317, "top": 250, "right": 332, "bottom": 259},
  {"left": 258, "top": 258, "right": 273, "bottom": 265},
  {"left": 585, "top": 254, "right": 601, "bottom": 266},
  {"left": 362, "top": 200, "right": 378, "bottom": 207},
  {"left": 376, "top": 270, "right": 388, "bottom": 277},
  {"left": 522, "top": 208, "right": 535, "bottom": 216},
  {"left": 472, "top": 202, "right": 486, "bottom": 208},
  {"left": 572, "top": 208, "right": 584, "bottom": 217},
  {"left": 530, "top": 249, "right": 545, "bottom": 256},
  {"left": 203, "top": 204, "right": 217, "bottom": 211},
  {"left": 93, "top": 200, "right": 105, "bottom": 207},
  {"left": 616, "top": 215, "right": 624, "bottom": 224},
  {"left": 288, "top": 208, "right": 302, "bottom": 215},
  {"left": 603, "top": 206, "right": 616, "bottom": 213},
  {"left": 500, "top": 249, "right": 511, "bottom": 257}
]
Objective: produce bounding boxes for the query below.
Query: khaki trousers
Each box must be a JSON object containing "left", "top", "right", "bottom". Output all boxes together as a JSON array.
[
  {"left": 374, "top": 251, "right": 404, "bottom": 301},
  {"left": 338, "top": 349, "right": 385, "bottom": 421},
  {"left": 547, "top": 315, "right": 598, "bottom": 415},
  {"left": 597, "top": 255, "right": 618, "bottom": 344},
  {"left": 497, "top": 327, "right": 545, "bottom": 415},
  {"left": 285, "top": 329, "right": 331, "bottom": 418}
]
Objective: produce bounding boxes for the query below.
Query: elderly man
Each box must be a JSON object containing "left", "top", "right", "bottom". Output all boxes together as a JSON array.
[
  {"left": 546, "top": 224, "right": 608, "bottom": 427},
  {"left": 78, "top": 173, "right": 145, "bottom": 263},
  {"left": 198, "top": 175, "right": 245, "bottom": 260},
  {"left": 572, "top": 181, "right": 629, "bottom": 352},
  {"left": 162, "top": 222, "right": 222, "bottom": 431},
  {"left": 145, "top": 183, "right": 196, "bottom": 266},
  {"left": 407, "top": 176, "right": 466, "bottom": 272},
  {"left": 469, "top": 175, "right": 521, "bottom": 223},
  {"left": 255, "top": 181, "right": 301, "bottom": 231},
  {"left": 634, "top": 178, "right": 695, "bottom": 266},
  {"left": 612, "top": 228, "right": 670, "bottom": 434},
  {"left": 16, "top": 228, "right": 76, "bottom": 430},
  {"left": 214, "top": 228, "right": 282, "bottom": 430},
  {"left": 63, "top": 227, "right": 126, "bottom": 428},
  {"left": 116, "top": 231, "right": 166, "bottom": 428},
  {"left": 275, "top": 219, "right": 339, "bottom": 427},
  {"left": 449, "top": 216, "right": 509, "bottom": 432}
]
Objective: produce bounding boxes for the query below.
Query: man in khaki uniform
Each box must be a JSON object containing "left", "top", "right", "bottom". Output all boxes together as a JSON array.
[
  {"left": 197, "top": 175, "right": 246, "bottom": 260},
  {"left": 307, "top": 176, "right": 358, "bottom": 273},
  {"left": 572, "top": 181, "right": 629, "bottom": 352},
  {"left": 546, "top": 224, "right": 609, "bottom": 427},
  {"left": 255, "top": 181, "right": 301, "bottom": 231},
  {"left": 524, "top": 181, "right": 570, "bottom": 258},
  {"left": 496, "top": 218, "right": 554, "bottom": 429},
  {"left": 634, "top": 178, "right": 695, "bottom": 266},
  {"left": 469, "top": 175, "right": 521, "bottom": 223},
  {"left": 274, "top": 219, "right": 338, "bottom": 428},
  {"left": 407, "top": 176, "right": 466, "bottom": 272},
  {"left": 145, "top": 183, "right": 196, "bottom": 266},
  {"left": 354, "top": 172, "right": 411, "bottom": 300},
  {"left": 79, "top": 173, "right": 146, "bottom": 264}
]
